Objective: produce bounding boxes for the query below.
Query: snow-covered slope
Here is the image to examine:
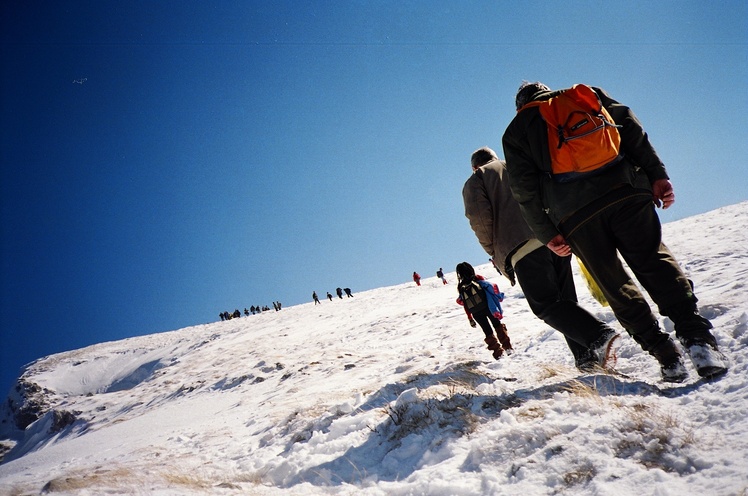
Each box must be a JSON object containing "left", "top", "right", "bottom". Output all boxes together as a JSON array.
[{"left": 1, "top": 202, "right": 747, "bottom": 495}]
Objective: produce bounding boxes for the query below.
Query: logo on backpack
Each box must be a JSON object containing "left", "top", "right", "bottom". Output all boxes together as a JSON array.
[{"left": 519, "top": 84, "right": 623, "bottom": 183}]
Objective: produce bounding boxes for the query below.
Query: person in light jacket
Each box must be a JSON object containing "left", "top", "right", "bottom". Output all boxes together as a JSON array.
[{"left": 463, "top": 146, "right": 619, "bottom": 371}]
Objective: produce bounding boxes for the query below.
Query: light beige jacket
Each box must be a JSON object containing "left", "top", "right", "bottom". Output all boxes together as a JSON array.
[{"left": 462, "top": 158, "right": 540, "bottom": 285}]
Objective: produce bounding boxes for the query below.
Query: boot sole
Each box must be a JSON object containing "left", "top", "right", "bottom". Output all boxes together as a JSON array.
[
  {"left": 687, "top": 344, "right": 729, "bottom": 378},
  {"left": 697, "top": 366, "right": 728, "bottom": 379},
  {"left": 661, "top": 370, "right": 688, "bottom": 383}
]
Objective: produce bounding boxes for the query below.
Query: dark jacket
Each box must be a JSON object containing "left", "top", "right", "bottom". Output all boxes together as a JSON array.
[
  {"left": 462, "top": 158, "right": 537, "bottom": 284},
  {"left": 502, "top": 86, "right": 669, "bottom": 244}
]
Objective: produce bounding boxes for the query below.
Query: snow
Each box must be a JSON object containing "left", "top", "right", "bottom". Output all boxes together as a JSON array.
[{"left": 1, "top": 202, "right": 747, "bottom": 495}]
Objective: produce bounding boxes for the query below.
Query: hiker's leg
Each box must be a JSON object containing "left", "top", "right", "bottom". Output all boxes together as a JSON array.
[
  {"left": 611, "top": 197, "right": 715, "bottom": 345},
  {"left": 488, "top": 314, "right": 512, "bottom": 350},
  {"left": 563, "top": 199, "right": 679, "bottom": 356},
  {"left": 514, "top": 247, "right": 615, "bottom": 352},
  {"left": 472, "top": 314, "right": 493, "bottom": 340}
]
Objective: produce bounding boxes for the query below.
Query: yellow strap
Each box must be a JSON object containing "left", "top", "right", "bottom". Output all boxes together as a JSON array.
[{"left": 577, "top": 257, "right": 609, "bottom": 307}]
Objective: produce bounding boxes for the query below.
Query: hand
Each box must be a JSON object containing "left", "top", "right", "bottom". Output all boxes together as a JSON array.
[
  {"left": 547, "top": 234, "right": 572, "bottom": 257},
  {"left": 493, "top": 311, "right": 503, "bottom": 320},
  {"left": 652, "top": 179, "right": 675, "bottom": 209},
  {"left": 469, "top": 318, "right": 477, "bottom": 328}
]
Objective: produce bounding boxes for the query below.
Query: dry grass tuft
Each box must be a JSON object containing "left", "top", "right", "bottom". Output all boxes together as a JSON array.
[
  {"left": 614, "top": 404, "right": 698, "bottom": 473},
  {"left": 40, "top": 467, "right": 136, "bottom": 493},
  {"left": 161, "top": 472, "right": 213, "bottom": 489},
  {"left": 562, "top": 461, "right": 597, "bottom": 487},
  {"left": 537, "top": 364, "right": 565, "bottom": 381},
  {"left": 561, "top": 379, "right": 602, "bottom": 401},
  {"left": 515, "top": 404, "right": 546, "bottom": 421},
  {"left": 31, "top": 465, "right": 258, "bottom": 494}
]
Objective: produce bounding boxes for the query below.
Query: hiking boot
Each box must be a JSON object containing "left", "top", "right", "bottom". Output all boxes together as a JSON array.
[
  {"left": 684, "top": 341, "right": 728, "bottom": 378},
  {"left": 576, "top": 357, "right": 601, "bottom": 373},
  {"left": 663, "top": 299, "right": 714, "bottom": 339},
  {"left": 589, "top": 329, "right": 621, "bottom": 369},
  {"left": 484, "top": 336, "right": 503, "bottom": 360},
  {"left": 573, "top": 345, "right": 594, "bottom": 371},
  {"left": 497, "top": 323, "right": 513, "bottom": 352},
  {"left": 649, "top": 337, "right": 688, "bottom": 383},
  {"left": 660, "top": 356, "right": 689, "bottom": 383}
]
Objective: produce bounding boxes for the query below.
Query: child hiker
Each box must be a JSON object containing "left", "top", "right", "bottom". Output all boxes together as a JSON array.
[{"left": 456, "top": 262, "right": 513, "bottom": 359}]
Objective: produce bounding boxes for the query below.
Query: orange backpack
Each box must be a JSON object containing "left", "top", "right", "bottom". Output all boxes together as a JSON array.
[{"left": 519, "top": 84, "right": 623, "bottom": 182}]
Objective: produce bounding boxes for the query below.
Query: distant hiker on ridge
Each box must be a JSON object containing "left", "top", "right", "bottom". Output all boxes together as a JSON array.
[
  {"left": 312, "top": 292, "right": 321, "bottom": 305},
  {"left": 413, "top": 272, "right": 421, "bottom": 287},
  {"left": 437, "top": 268, "right": 448, "bottom": 285}
]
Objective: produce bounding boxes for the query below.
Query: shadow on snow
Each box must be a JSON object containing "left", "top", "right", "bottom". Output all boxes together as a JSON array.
[{"left": 280, "top": 362, "right": 717, "bottom": 487}]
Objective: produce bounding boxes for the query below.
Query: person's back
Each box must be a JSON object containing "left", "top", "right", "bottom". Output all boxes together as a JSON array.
[
  {"left": 463, "top": 156, "right": 537, "bottom": 283},
  {"left": 502, "top": 81, "right": 728, "bottom": 380},
  {"left": 502, "top": 83, "right": 668, "bottom": 245}
]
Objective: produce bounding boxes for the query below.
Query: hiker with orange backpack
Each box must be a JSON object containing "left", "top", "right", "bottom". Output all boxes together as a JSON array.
[{"left": 502, "top": 81, "right": 728, "bottom": 381}]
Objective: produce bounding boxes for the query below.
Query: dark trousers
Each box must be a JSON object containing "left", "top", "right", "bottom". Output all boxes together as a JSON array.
[
  {"left": 473, "top": 313, "right": 512, "bottom": 349},
  {"left": 513, "top": 246, "right": 612, "bottom": 361},
  {"left": 561, "top": 191, "right": 711, "bottom": 350}
]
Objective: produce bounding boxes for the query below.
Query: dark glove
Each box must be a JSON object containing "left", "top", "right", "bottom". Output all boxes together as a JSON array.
[{"left": 469, "top": 318, "right": 477, "bottom": 328}]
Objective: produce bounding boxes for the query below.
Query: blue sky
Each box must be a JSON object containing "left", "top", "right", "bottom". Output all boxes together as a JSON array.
[{"left": 1, "top": 0, "right": 746, "bottom": 394}]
